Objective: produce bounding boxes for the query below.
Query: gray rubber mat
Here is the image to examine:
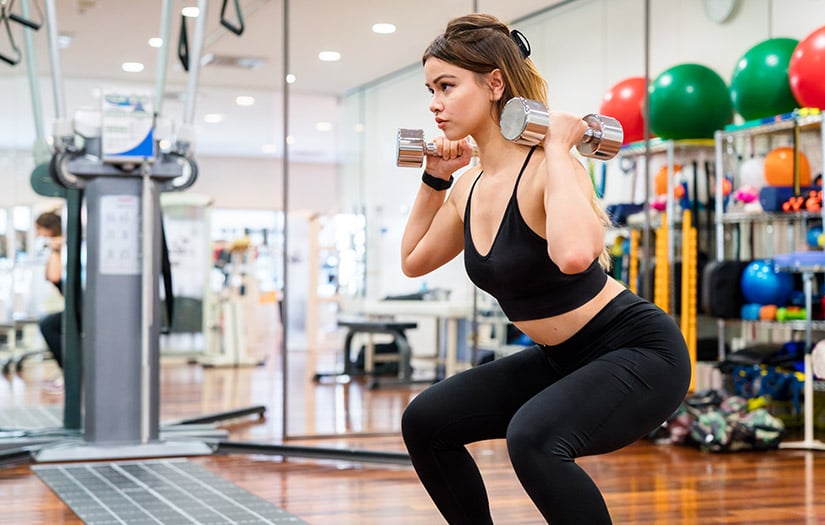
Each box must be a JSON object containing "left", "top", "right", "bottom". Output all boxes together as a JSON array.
[
  {"left": 33, "top": 459, "right": 307, "bottom": 524},
  {"left": 0, "top": 405, "right": 62, "bottom": 430}
]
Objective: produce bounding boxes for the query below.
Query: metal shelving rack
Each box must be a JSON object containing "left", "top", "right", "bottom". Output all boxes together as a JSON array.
[
  {"left": 618, "top": 138, "right": 716, "bottom": 311},
  {"left": 713, "top": 111, "right": 825, "bottom": 450}
]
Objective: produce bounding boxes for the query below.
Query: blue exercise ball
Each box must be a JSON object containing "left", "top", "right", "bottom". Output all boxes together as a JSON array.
[
  {"left": 807, "top": 225, "right": 823, "bottom": 248},
  {"left": 740, "top": 259, "right": 794, "bottom": 306}
]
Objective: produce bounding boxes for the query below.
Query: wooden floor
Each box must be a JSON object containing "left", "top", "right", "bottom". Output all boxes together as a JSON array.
[{"left": 2, "top": 353, "right": 825, "bottom": 524}]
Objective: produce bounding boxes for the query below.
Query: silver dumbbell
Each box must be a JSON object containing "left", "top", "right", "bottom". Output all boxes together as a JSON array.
[
  {"left": 396, "top": 98, "right": 623, "bottom": 167},
  {"left": 500, "top": 97, "right": 623, "bottom": 160},
  {"left": 396, "top": 129, "right": 479, "bottom": 168}
]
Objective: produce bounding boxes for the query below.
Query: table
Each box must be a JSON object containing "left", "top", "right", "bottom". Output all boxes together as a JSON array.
[
  {"left": 314, "top": 318, "right": 419, "bottom": 389},
  {"left": 361, "top": 300, "right": 473, "bottom": 379}
]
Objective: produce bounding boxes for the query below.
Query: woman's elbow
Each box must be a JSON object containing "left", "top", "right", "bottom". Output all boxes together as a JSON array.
[
  {"left": 552, "top": 249, "right": 597, "bottom": 275},
  {"left": 401, "top": 259, "right": 425, "bottom": 278}
]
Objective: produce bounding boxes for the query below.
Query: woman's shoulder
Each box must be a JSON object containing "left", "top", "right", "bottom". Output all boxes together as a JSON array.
[
  {"left": 455, "top": 164, "right": 482, "bottom": 185},
  {"left": 448, "top": 164, "right": 482, "bottom": 217}
]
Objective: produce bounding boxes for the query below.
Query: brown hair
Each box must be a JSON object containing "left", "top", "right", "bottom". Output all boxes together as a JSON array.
[
  {"left": 36, "top": 211, "right": 62, "bottom": 237},
  {"left": 423, "top": 13, "right": 547, "bottom": 122},
  {"left": 425, "top": 14, "right": 612, "bottom": 271}
]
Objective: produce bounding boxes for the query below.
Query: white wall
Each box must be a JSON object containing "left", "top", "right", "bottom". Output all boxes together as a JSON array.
[{"left": 194, "top": 156, "right": 337, "bottom": 211}]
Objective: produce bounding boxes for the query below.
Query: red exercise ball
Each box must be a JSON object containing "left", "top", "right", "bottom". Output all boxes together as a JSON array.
[
  {"left": 789, "top": 25, "right": 825, "bottom": 109},
  {"left": 764, "top": 146, "right": 811, "bottom": 186},
  {"left": 600, "top": 77, "right": 648, "bottom": 145}
]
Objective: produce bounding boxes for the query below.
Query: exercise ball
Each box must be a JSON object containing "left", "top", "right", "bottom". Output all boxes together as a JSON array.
[
  {"left": 730, "top": 38, "right": 799, "bottom": 120},
  {"left": 740, "top": 259, "right": 794, "bottom": 306},
  {"left": 600, "top": 77, "right": 647, "bottom": 144},
  {"left": 807, "top": 225, "right": 823, "bottom": 248},
  {"left": 789, "top": 25, "right": 825, "bottom": 109},
  {"left": 654, "top": 164, "right": 682, "bottom": 196},
  {"left": 739, "top": 156, "right": 767, "bottom": 189},
  {"left": 763, "top": 146, "right": 811, "bottom": 186},
  {"left": 649, "top": 64, "right": 732, "bottom": 139}
]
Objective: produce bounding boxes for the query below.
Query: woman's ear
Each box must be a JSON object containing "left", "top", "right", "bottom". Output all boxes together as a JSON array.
[{"left": 487, "top": 69, "right": 505, "bottom": 102}]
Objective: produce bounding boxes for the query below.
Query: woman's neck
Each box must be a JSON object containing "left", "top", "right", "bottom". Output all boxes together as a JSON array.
[{"left": 473, "top": 126, "right": 535, "bottom": 176}]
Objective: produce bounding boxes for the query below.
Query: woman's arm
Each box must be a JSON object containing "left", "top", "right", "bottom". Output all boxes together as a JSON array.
[
  {"left": 400, "top": 138, "right": 473, "bottom": 277},
  {"left": 542, "top": 114, "right": 606, "bottom": 274},
  {"left": 45, "top": 236, "right": 63, "bottom": 285}
]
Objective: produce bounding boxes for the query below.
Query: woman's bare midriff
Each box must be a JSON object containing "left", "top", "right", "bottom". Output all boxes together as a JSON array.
[{"left": 513, "top": 277, "right": 627, "bottom": 346}]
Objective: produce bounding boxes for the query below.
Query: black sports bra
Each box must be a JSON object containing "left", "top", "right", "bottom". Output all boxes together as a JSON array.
[{"left": 463, "top": 147, "right": 606, "bottom": 321}]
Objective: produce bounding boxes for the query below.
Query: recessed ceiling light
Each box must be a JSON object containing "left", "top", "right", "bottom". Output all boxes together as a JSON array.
[
  {"left": 181, "top": 6, "right": 199, "bottom": 17},
  {"left": 318, "top": 51, "right": 341, "bottom": 62},
  {"left": 121, "top": 62, "right": 144, "bottom": 73},
  {"left": 315, "top": 122, "right": 333, "bottom": 132},
  {"left": 57, "top": 33, "right": 73, "bottom": 48},
  {"left": 372, "top": 23, "right": 396, "bottom": 34},
  {"left": 203, "top": 113, "right": 224, "bottom": 123},
  {"left": 286, "top": 135, "right": 295, "bottom": 144},
  {"left": 261, "top": 144, "right": 276, "bottom": 154},
  {"left": 285, "top": 74, "right": 296, "bottom": 84},
  {"left": 148, "top": 37, "right": 163, "bottom": 48},
  {"left": 235, "top": 95, "right": 255, "bottom": 107}
]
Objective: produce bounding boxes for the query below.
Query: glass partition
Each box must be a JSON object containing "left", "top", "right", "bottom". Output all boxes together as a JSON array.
[{"left": 1, "top": 0, "right": 821, "bottom": 452}]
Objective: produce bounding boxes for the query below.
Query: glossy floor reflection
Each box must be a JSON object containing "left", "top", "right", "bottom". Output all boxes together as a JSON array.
[{"left": 1, "top": 353, "right": 825, "bottom": 523}]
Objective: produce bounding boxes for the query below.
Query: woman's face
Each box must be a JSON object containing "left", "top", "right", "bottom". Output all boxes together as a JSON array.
[
  {"left": 35, "top": 225, "right": 53, "bottom": 238},
  {"left": 424, "top": 58, "right": 496, "bottom": 140}
]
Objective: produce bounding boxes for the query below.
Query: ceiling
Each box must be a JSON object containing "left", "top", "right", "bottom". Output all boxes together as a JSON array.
[{"left": 0, "top": 0, "right": 564, "bottom": 160}]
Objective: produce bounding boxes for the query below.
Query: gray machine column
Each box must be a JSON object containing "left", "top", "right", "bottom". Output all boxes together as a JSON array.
[{"left": 82, "top": 175, "right": 161, "bottom": 445}]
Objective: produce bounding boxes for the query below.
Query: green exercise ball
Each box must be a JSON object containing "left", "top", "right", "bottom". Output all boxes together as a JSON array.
[
  {"left": 649, "top": 63, "right": 732, "bottom": 140},
  {"left": 730, "top": 37, "right": 800, "bottom": 120}
]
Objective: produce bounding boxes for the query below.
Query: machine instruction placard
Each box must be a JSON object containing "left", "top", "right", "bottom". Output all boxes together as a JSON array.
[{"left": 100, "top": 195, "right": 141, "bottom": 275}]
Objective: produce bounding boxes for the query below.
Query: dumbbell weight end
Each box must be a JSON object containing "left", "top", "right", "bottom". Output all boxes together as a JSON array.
[
  {"left": 397, "top": 129, "right": 431, "bottom": 168},
  {"left": 499, "top": 97, "right": 623, "bottom": 160},
  {"left": 579, "top": 114, "right": 623, "bottom": 160}
]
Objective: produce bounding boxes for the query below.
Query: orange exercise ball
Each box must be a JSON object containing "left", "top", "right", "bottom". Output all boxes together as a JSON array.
[
  {"left": 654, "top": 164, "right": 682, "bottom": 196},
  {"left": 764, "top": 147, "right": 811, "bottom": 186}
]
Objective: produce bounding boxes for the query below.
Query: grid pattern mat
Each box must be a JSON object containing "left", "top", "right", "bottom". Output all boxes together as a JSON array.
[
  {"left": 0, "top": 405, "right": 62, "bottom": 430},
  {"left": 33, "top": 459, "right": 307, "bottom": 524}
]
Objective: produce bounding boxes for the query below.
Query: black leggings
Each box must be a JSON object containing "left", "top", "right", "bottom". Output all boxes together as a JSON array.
[
  {"left": 39, "top": 311, "right": 63, "bottom": 369},
  {"left": 401, "top": 290, "right": 691, "bottom": 524}
]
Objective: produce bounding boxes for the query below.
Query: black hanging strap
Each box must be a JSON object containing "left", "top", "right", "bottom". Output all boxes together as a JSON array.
[
  {"left": 70, "top": 190, "right": 83, "bottom": 330},
  {"left": 7, "top": 0, "right": 43, "bottom": 30},
  {"left": 220, "top": 0, "right": 244, "bottom": 35},
  {"left": 160, "top": 218, "right": 174, "bottom": 335},
  {"left": 0, "top": 4, "right": 21, "bottom": 66},
  {"left": 177, "top": 13, "right": 189, "bottom": 72}
]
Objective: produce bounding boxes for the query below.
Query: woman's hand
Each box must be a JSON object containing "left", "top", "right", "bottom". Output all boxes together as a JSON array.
[
  {"left": 48, "top": 236, "right": 63, "bottom": 251},
  {"left": 424, "top": 136, "right": 473, "bottom": 180},
  {"left": 543, "top": 112, "right": 588, "bottom": 153}
]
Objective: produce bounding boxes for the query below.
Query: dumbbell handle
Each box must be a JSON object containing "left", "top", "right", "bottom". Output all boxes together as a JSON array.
[{"left": 396, "top": 128, "right": 478, "bottom": 168}]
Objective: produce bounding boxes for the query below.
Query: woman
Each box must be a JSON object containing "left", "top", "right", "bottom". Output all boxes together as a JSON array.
[
  {"left": 400, "top": 14, "right": 691, "bottom": 524},
  {"left": 35, "top": 211, "right": 65, "bottom": 390}
]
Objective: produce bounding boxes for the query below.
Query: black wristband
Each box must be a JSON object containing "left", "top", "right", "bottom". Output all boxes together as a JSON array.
[{"left": 422, "top": 171, "right": 454, "bottom": 191}]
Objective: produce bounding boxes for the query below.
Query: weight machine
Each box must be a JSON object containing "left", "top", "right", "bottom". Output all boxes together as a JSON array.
[{"left": 1, "top": 0, "right": 408, "bottom": 468}]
